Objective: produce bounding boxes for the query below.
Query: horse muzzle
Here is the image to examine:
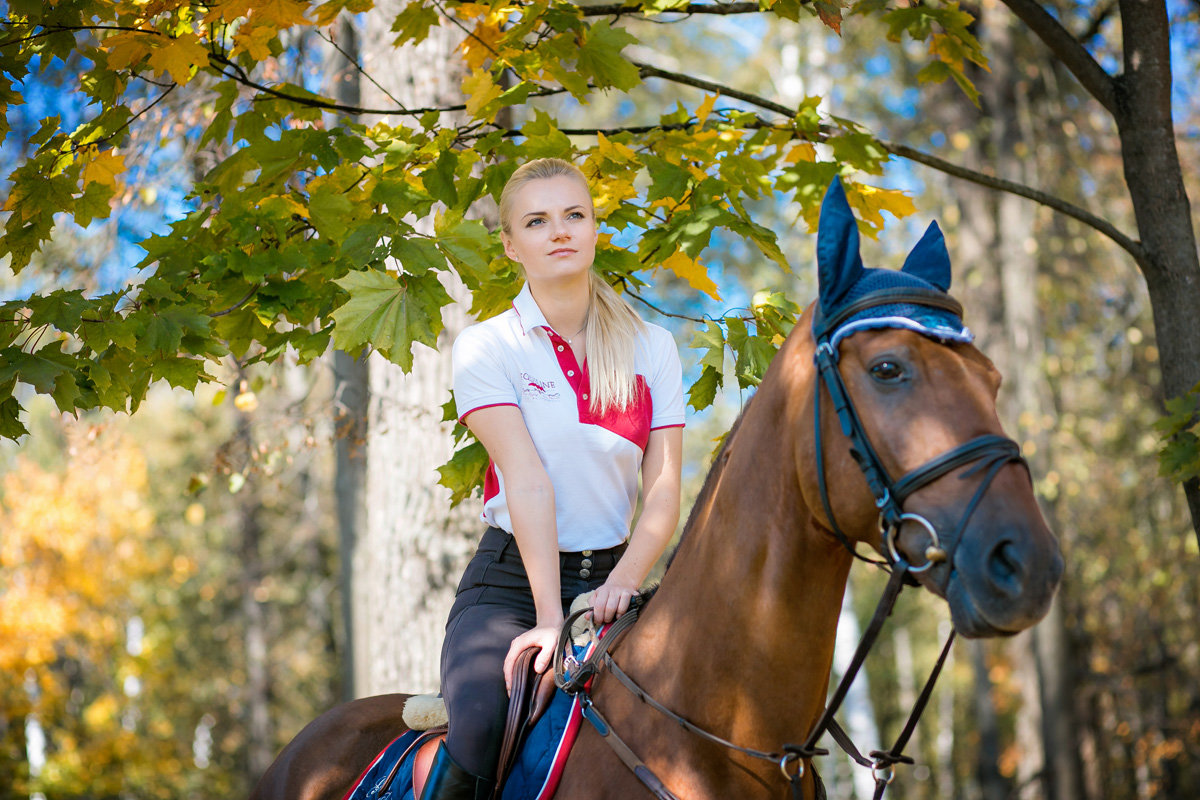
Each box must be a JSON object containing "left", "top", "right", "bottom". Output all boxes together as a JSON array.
[{"left": 898, "top": 506, "right": 1064, "bottom": 638}]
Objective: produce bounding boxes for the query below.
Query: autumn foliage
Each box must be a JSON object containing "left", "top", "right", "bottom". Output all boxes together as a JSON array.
[{"left": 0, "top": 426, "right": 190, "bottom": 796}]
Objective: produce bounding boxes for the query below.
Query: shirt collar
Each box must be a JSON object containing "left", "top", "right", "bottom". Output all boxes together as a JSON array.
[{"left": 512, "top": 283, "right": 550, "bottom": 336}]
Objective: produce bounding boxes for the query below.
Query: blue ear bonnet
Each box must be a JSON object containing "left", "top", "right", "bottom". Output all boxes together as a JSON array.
[
  {"left": 812, "top": 178, "right": 972, "bottom": 351},
  {"left": 824, "top": 267, "right": 973, "bottom": 351}
]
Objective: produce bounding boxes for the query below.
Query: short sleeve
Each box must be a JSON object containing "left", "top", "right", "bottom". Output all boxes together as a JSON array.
[
  {"left": 645, "top": 325, "right": 685, "bottom": 429},
  {"left": 452, "top": 325, "right": 518, "bottom": 422}
]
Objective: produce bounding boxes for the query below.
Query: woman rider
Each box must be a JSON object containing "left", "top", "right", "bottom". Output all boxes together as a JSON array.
[{"left": 421, "top": 158, "right": 685, "bottom": 799}]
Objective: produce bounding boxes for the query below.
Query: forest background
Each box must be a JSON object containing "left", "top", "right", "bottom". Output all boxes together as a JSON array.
[{"left": 1, "top": 1, "right": 1198, "bottom": 798}]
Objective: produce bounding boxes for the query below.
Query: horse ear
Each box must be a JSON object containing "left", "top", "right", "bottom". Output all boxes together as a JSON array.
[
  {"left": 901, "top": 221, "right": 952, "bottom": 291},
  {"left": 817, "top": 177, "right": 865, "bottom": 313}
]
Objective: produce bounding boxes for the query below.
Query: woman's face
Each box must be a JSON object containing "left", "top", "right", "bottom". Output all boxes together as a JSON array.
[{"left": 501, "top": 175, "right": 597, "bottom": 288}]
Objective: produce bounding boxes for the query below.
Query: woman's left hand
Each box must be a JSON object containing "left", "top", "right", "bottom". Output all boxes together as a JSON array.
[{"left": 589, "top": 578, "right": 640, "bottom": 625}]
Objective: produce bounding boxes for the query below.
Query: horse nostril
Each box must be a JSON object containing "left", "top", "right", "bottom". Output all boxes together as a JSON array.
[{"left": 987, "top": 540, "right": 1024, "bottom": 596}]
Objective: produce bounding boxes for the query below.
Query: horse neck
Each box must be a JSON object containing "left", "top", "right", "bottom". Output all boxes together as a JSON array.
[{"left": 619, "top": 338, "right": 855, "bottom": 746}]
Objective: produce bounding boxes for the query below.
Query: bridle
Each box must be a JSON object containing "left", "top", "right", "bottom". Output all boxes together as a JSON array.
[{"left": 555, "top": 287, "right": 1030, "bottom": 800}]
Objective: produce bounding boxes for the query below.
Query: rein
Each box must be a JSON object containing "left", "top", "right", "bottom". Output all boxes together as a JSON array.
[{"left": 555, "top": 288, "right": 1029, "bottom": 799}]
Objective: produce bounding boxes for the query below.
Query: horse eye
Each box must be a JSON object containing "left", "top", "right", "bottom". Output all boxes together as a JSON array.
[{"left": 869, "top": 360, "right": 905, "bottom": 382}]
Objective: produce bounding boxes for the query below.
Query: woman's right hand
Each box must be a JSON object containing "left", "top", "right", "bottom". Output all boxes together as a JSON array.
[{"left": 503, "top": 623, "right": 562, "bottom": 695}]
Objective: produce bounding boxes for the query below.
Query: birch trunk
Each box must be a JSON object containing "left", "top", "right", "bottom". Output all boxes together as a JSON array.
[{"left": 353, "top": 4, "right": 477, "bottom": 695}]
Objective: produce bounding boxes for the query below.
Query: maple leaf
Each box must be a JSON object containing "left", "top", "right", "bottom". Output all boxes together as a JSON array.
[
  {"left": 461, "top": 17, "right": 504, "bottom": 71},
  {"left": 331, "top": 269, "right": 452, "bottom": 371},
  {"left": 661, "top": 249, "right": 721, "bottom": 301},
  {"left": 313, "top": 0, "right": 374, "bottom": 26},
  {"left": 233, "top": 24, "right": 277, "bottom": 61},
  {"left": 81, "top": 149, "right": 126, "bottom": 189},
  {"left": 462, "top": 69, "right": 503, "bottom": 121},
  {"left": 101, "top": 30, "right": 154, "bottom": 71},
  {"left": 850, "top": 185, "right": 917, "bottom": 232},
  {"left": 145, "top": 33, "right": 210, "bottom": 85},
  {"left": 695, "top": 93, "right": 718, "bottom": 127},
  {"left": 205, "top": 0, "right": 258, "bottom": 24},
  {"left": 253, "top": 0, "right": 311, "bottom": 28}
]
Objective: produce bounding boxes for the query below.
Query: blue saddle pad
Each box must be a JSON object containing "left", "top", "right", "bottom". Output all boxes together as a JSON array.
[
  {"left": 344, "top": 730, "right": 423, "bottom": 800},
  {"left": 344, "top": 690, "right": 583, "bottom": 800}
]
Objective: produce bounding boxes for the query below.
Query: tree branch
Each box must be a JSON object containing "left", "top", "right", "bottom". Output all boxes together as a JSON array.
[
  {"left": 208, "top": 52, "right": 459, "bottom": 117},
  {"left": 580, "top": 2, "right": 764, "bottom": 17},
  {"left": 996, "top": 0, "right": 1118, "bottom": 114},
  {"left": 882, "top": 140, "right": 1145, "bottom": 264},
  {"left": 635, "top": 57, "right": 1143, "bottom": 263},
  {"left": 636, "top": 60, "right": 795, "bottom": 117}
]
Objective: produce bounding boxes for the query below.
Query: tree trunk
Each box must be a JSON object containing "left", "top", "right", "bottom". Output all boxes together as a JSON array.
[
  {"left": 1111, "top": 1, "right": 1200, "bottom": 544},
  {"left": 327, "top": 13, "right": 372, "bottom": 703},
  {"left": 235, "top": 401, "right": 275, "bottom": 779},
  {"left": 970, "top": 641, "right": 1009, "bottom": 800},
  {"left": 353, "top": 3, "right": 478, "bottom": 695}
]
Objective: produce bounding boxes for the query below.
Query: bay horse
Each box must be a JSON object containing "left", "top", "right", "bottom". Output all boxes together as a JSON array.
[{"left": 250, "top": 180, "right": 1063, "bottom": 800}]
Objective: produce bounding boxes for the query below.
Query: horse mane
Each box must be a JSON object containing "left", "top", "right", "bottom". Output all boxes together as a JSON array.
[{"left": 664, "top": 393, "right": 755, "bottom": 572}]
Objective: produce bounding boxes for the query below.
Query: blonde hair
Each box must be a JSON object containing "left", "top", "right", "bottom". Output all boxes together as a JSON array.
[{"left": 498, "top": 158, "right": 645, "bottom": 414}]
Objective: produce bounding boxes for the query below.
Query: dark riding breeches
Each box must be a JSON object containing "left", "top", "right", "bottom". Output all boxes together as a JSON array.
[{"left": 439, "top": 526, "right": 624, "bottom": 778}]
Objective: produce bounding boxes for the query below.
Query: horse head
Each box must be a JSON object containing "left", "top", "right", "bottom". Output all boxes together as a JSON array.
[{"left": 798, "top": 178, "right": 1063, "bottom": 637}]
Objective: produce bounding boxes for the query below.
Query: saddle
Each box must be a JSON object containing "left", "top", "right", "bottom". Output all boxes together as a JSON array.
[{"left": 407, "top": 646, "right": 558, "bottom": 799}]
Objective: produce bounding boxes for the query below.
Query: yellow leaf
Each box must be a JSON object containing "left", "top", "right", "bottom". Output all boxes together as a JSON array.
[
  {"left": 233, "top": 24, "right": 276, "bottom": 61},
  {"left": 591, "top": 174, "right": 637, "bottom": 216},
  {"left": 313, "top": 0, "right": 373, "bottom": 26},
  {"left": 461, "top": 17, "right": 503, "bottom": 70},
  {"left": 784, "top": 142, "right": 816, "bottom": 164},
  {"left": 258, "top": 194, "right": 309, "bottom": 218},
  {"left": 696, "top": 93, "right": 718, "bottom": 126},
  {"left": 661, "top": 249, "right": 721, "bottom": 301},
  {"left": 456, "top": 3, "right": 492, "bottom": 19},
  {"left": 255, "top": 0, "right": 311, "bottom": 27},
  {"left": 82, "top": 150, "right": 127, "bottom": 189},
  {"left": 594, "top": 132, "right": 638, "bottom": 164},
  {"left": 146, "top": 33, "right": 210, "bottom": 85},
  {"left": 102, "top": 31, "right": 154, "bottom": 71},
  {"left": 462, "top": 69, "right": 503, "bottom": 120},
  {"left": 850, "top": 185, "right": 917, "bottom": 233},
  {"left": 204, "top": 0, "right": 256, "bottom": 24}
]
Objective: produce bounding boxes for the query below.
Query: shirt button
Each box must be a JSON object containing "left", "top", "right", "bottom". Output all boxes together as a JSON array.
[
  {"left": 567, "top": 370, "right": 574, "bottom": 377},
  {"left": 557, "top": 345, "right": 564, "bottom": 352},
  {"left": 582, "top": 393, "right": 588, "bottom": 400}
]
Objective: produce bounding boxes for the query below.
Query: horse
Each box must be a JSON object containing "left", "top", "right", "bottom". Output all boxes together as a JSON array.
[{"left": 249, "top": 179, "right": 1063, "bottom": 800}]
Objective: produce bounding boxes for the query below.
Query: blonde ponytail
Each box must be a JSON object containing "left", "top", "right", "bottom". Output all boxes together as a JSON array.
[
  {"left": 585, "top": 270, "right": 645, "bottom": 414},
  {"left": 497, "top": 157, "right": 645, "bottom": 415}
]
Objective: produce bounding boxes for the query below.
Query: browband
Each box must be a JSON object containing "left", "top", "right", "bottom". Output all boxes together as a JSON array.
[{"left": 811, "top": 287, "right": 964, "bottom": 344}]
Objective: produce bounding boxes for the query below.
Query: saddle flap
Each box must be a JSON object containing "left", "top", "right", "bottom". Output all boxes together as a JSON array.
[{"left": 495, "top": 646, "right": 557, "bottom": 792}]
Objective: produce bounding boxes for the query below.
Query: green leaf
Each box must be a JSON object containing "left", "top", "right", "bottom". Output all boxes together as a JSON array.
[
  {"left": 687, "top": 366, "right": 722, "bottom": 412},
  {"left": 436, "top": 213, "right": 495, "bottom": 284},
  {"left": 308, "top": 183, "right": 356, "bottom": 241},
  {"left": 643, "top": 154, "right": 691, "bottom": 204},
  {"left": 392, "top": 236, "right": 447, "bottom": 276},
  {"left": 423, "top": 148, "right": 460, "bottom": 208},
  {"left": 520, "top": 110, "right": 573, "bottom": 160},
  {"left": 726, "top": 317, "right": 776, "bottom": 389},
  {"left": 691, "top": 321, "right": 726, "bottom": 371},
  {"left": 392, "top": 1, "right": 441, "bottom": 45},
  {"left": 25, "top": 289, "right": 91, "bottom": 331},
  {"left": 150, "top": 357, "right": 210, "bottom": 391},
  {"left": 330, "top": 268, "right": 452, "bottom": 370},
  {"left": 0, "top": 381, "right": 27, "bottom": 440},
  {"left": 437, "top": 440, "right": 490, "bottom": 507},
  {"left": 577, "top": 20, "right": 641, "bottom": 91}
]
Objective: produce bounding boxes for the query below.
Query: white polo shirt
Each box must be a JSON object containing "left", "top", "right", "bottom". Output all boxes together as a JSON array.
[{"left": 452, "top": 284, "right": 685, "bottom": 551}]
